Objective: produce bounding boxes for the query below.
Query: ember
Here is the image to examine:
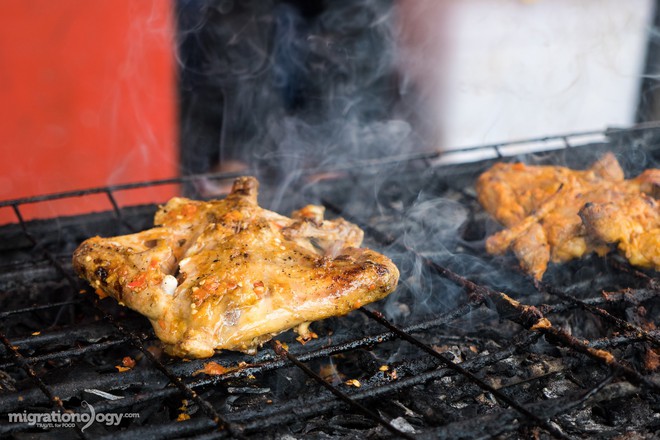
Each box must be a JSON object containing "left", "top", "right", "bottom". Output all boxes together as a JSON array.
[{"left": 194, "top": 361, "right": 230, "bottom": 377}]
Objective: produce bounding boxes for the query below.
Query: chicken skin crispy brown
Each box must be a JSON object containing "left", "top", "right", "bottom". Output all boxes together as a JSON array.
[
  {"left": 73, "top": 177, "right": 399, "bottom": 358},
  {"left": 476, "top": 153, "right": 660, "bottom": 280}
]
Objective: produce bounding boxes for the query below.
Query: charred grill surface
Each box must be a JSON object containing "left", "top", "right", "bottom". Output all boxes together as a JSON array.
[{"left": 1, "top": 126, "right": 660, "bottom": 439}]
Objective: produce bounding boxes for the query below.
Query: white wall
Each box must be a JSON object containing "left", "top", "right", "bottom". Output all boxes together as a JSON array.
[{"left": 397, "top": 0, "right": 655, "bottom": 149}]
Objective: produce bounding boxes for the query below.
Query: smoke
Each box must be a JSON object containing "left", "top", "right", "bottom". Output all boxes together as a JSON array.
[
  {"left": 174, "top": 1, "right": 483, "bottom": 328},
  {"left": 176, "top": 0, "right": 426, "bottom": 197}
]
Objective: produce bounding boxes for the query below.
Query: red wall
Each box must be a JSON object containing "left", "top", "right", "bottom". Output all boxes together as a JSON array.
[{"left": 0, "top": 0, "right": 178, "bottom": 224}]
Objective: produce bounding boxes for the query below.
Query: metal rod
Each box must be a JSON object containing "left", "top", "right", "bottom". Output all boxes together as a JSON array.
[
  {"left": 420, "top": 252, "right": 660, "bottom": 393},
  {"left": 0, "top": 331, "right": 87, "bottom": 439},
  {"left": 0, "top": 171, "right": 248, "bottom": 208},
  {"left": 4, "top": 122, "right": 660, "bottom": 210},
  {"left": 92, "top": 302, "right": 244, "bottom": 438},
  {"left": 0, "top": 304, "right": 484, "bottom": 413},
  {"left": 3, "top": 125, "right": 660, "bottom": 438},
  {"left": 0, "top": 299, "right": 83, "bottom": 318},
  {"left": 104, "top": 189, "right": 136, "bottom": 232},
  {"left": 359, "top": 308, "right": 572, "bottom": 440},
  {"left": 8, "top": 204, "right": 245, "bottom": 439},
  {"left": 271, "top": 339, "right": 417, "bottom": 440},
  {"left": 538, "top": 282, "right": 660, "bottom": 348},
  {"left": 543, "top": 287, "right": 658, "bottom": 314},
  {"left": 418, "top": 378, "right": 632, "bottom": 439},
  {"left": 327, "top": 201, "right": 660, "bottom": 394},
  {"left": 0, "top": 338, "right": 129, "bottom": 369},
  {"left": 104, "top": 332, "right": 539, "bottom": 440}
]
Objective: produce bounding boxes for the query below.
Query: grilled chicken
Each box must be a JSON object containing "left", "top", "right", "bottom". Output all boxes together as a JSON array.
[
  {"left": 73, "top": 177, "right": 399, "bottom": 358},
  {"left": 580, "top": 193, "right": 660, "bottom": 270},
  {"left": 476, "top": 153, "right": 660, "bottom": 279}
]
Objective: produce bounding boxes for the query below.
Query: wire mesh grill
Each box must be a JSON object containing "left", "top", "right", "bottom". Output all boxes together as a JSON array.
[{"left": 1, "top": 124, "right": 659, "bottom": 439}]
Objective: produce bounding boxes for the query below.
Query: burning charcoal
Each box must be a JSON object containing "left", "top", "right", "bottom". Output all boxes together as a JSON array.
[{"left": 643, "top": 346, "right": 660, "bottom": 372}]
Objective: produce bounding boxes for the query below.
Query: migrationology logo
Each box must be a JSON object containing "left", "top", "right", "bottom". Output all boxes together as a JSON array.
[{"left": 8, "top": 401, "right": 139, "bottom": 431}]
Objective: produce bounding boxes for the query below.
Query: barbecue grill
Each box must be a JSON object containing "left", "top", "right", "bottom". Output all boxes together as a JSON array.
[{"left": 1, "top": 124, "right": 659, "bottom": 439}]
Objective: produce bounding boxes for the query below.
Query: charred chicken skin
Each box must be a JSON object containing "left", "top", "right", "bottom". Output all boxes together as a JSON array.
[
  {"left": 476, "top": 153, "right": 660, "bottom": 280},
  {"left": 73, "top": 177, "right": 399, "bottom": 358}
]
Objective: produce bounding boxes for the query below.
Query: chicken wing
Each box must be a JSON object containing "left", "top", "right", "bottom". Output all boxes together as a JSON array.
[
  {"left": 73, "top": 177, "right": 399, "bottom": 358},
  {"left": 476, "top": 153, "right": 659, "bottom": 279}
]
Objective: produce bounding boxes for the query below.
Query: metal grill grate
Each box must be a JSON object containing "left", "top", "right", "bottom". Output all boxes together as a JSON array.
[{"left": 1, "top": 124, "right": 660, "bottom": 439}]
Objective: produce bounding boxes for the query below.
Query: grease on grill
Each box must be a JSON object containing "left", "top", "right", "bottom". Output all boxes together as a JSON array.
[{"left": 193, "top": 361, "right": 231, "bottom": 376}]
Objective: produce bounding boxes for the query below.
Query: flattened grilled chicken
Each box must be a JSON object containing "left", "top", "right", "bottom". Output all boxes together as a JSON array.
[
  {"left": 476, "top": 154, "right": 660, "bottom": 280},
  {"left": 73, "top": 177, "right": 399, "bottom": 358}
]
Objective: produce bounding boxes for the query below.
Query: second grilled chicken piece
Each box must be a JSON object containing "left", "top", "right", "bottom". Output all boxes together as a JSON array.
[
  {"left": 580, "top": 193, "right": 660, "bottom": 271},
  {"left": 73, "top": 177, "right": 399, "bottom": 358},
  {"left": 477, "top": 153, "right": 660, "bottom": 280}
]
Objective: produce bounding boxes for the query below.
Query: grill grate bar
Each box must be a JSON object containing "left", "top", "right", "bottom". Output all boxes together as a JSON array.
[
  {"left": 8, "top": 202, "right": 244, "bottom": 439},
  {"left": 0, "top": 337, "right": 129, "bottom": 369},
  {"left": 90, "top": 302, "right": 243, "bottom": 438},
  {"left": 607, "top": 257, "right": 660, "bottom": 290},
  {"left": 0, "top": 332, "right": 60, "bottom": 406},
  {"left": 11, "top": 204, "right": 83, "bottom": 291},
  {"left": 423, "top": 375, "right": 625, "bottom": 439},
  {"left": 96, "top": 417, "right": 220, "bottom": 440},
  {"left": 589, "top": 334, "right": 652, "bottom": 349},
  {"left": 538, "top": 282, "right": 660, "bottom": 348},
  {"left": 413, "top": 246, "right": 660, "bottom": 393},
  {"left": 0, "top": 364, "right": 165, "bottom": 413},
  {"left": 0, "top": 320, "right": 133, "bottom": 357},
  {"left": 0, "top": 299, "right": 83, "bottom": 318},
  {"left": 359, "top": 307, "right": 572, "bottom": 440},
  {"left": 0, "top": 331, "right": 87, "bottom": 439},
  {"left": 0, "top": 171, "right": 249, "bottom": 209},
  {"left": 2, "top": 123, "right": 660, "bottom": 211},
  {"left": 543, "top": 287, "right": 658, "bottom": 314},
  {"left": 105, "top": 189, "right": 136, "bottom": 232},
  {"left": 104, "top": 332, "right": 540, "bottom": 440},
  {"left": 324, "top": 201, "right": 660, "bottom": 393},
  {"left": 271, "top": 340, "right": 417, "bottom": 440},
  {"left": 105, "top": 189, "right": 123, "bottom": 220},
  {"left": 3, "top": 125, "right": 660, "bottom": 437},
  {"left": 235, "top": 332, "right": 539, "bottom": 427},
  {"left": 541, "top": 373, "right": 617, "bottom": 418},
  {"left": 0, "top": 304, "right": 485, "bottom": 414}
]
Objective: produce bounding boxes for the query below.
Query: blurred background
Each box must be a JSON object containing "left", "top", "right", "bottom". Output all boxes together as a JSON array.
[{"left": 0, "top": 0, "right": 657, "bottom": 223}]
